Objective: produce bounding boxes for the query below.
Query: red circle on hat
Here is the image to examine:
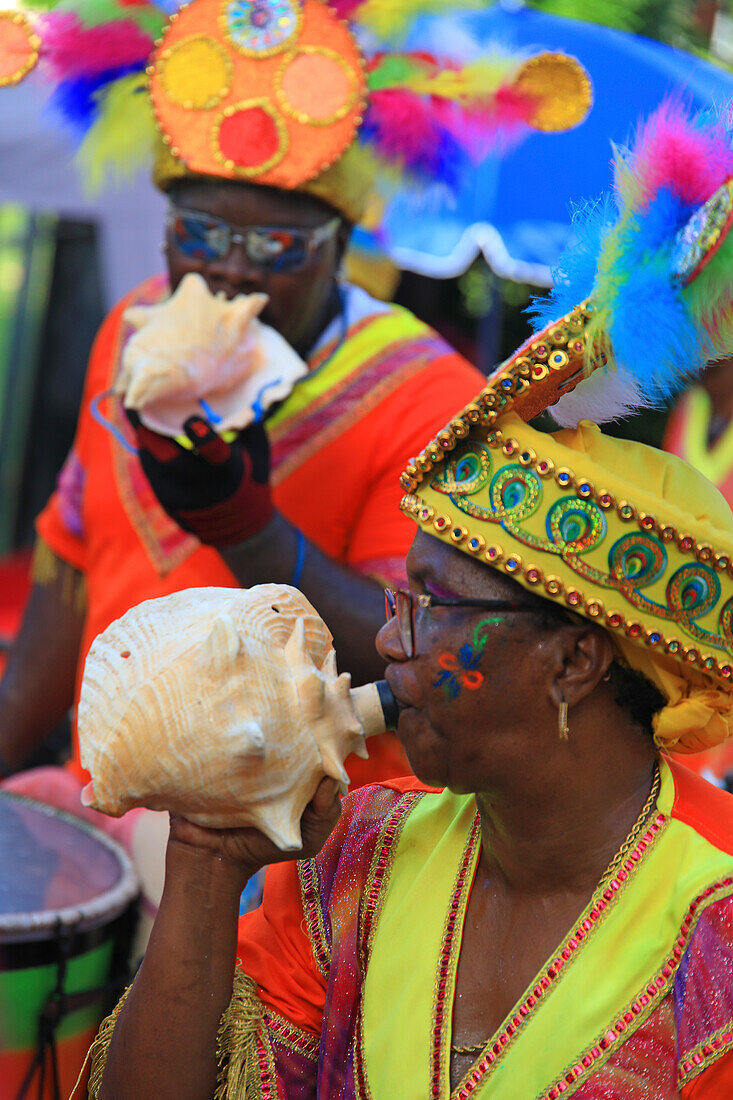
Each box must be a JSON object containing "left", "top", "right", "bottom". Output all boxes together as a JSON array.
[{"left": 218, "top": 103, "right": 284, "bottom": 170}]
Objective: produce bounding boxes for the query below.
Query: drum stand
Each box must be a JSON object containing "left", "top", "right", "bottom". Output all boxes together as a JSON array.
[{"left": 13, "top": 906, "right": 137, "bottom": 1100}]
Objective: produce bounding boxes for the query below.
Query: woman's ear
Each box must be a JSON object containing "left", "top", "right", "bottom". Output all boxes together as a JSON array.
[{"left": 549, "top": 625, "right": 614, "bottom": 710}]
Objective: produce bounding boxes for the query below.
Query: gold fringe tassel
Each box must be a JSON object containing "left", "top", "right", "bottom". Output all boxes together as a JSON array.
[
  {"left": 214, "top": 969, "right": 267, "bottom": 1100},
  {"left": 30, "top": 537, "right": 86, "bottom": 613},
  {"left": 30, "top": 538, "right": 59, "bottom": 586},
  {"left": 70, "top": 985, "right": 133, "bottom": 1100},
  {"left": 72, "top": 969, "right": 264, "bottom": 1100}
]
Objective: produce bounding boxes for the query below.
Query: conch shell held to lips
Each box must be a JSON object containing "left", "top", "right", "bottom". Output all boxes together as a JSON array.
[
  {"left": 115, "top": 273, "right": 307, "bottom": 437},
  {"left": 78, "top": 585, "right": 387, "bottom": 850}
]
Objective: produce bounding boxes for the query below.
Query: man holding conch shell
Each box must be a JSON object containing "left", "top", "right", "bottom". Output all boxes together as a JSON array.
[{"left": 0, "top": 0, "right": 590, "bottom": 849}]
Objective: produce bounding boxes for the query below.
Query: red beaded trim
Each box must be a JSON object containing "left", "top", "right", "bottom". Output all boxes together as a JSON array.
[
  {"left": 678, "top": 1017, "right": 733, "bottom": 1087},
  {"left": 452, "top": 814, "right": 666, "bottom": 1098},
  {"left": 298, "top": 858, "right": 331, "bottom": 979},
  {"left": 254, "top": 1027, "right": 277, "bottom": 1100},
  {"left": 540, "top": 876, "right": 733, "bottom": 1100},
  {"left": 359, "top": 792, "right": 424, "bottom": 970},
  {"left": 433, "top": 814, "right": 482, "bottom": 1098},
  {"left": 353, "top": 1004, "right": 372, "bottom": 1100},
  {"left": 354, "top": 792, "right": 424, "bottom": 1100},
  {"left": 265, "top": 1009, "right": 319, "bottom": 1061}
]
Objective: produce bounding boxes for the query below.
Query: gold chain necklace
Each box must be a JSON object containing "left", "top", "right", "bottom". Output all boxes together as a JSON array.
[
  {"left": 450, "top": 763, "right": 661, "bottom": 1057},
  {"left": 596, "top": 762, "right": 661, "bottom": 890}
]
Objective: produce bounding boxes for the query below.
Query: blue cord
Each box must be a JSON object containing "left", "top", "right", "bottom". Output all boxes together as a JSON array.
[
  {"left": 90, "top": 391, "right": 138, "bottom": 455},
  {"left": 291, "top": 529, "right": 306, "bottom": 588}
]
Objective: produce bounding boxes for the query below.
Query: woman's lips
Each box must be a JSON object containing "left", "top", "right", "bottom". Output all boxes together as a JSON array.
[{"left": 385, "top": 666, "right": 419, "bottom": 712}]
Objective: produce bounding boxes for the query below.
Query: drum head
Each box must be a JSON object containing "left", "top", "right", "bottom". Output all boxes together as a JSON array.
[{"left": 0, "top": 792, "right": 138, "bottom": 944}]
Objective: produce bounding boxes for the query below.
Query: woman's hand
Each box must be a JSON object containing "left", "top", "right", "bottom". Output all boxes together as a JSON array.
[{"left": 167, "top": 775, "right": 342, "bottom": 885}]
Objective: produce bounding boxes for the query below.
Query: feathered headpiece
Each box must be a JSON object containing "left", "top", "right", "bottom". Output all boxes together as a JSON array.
[
  {"left": 0, "top": 0, "right": 592, "bottom": 220},
  {"left": 397, "top": 101, "right": 733, "bottom": 752},
  {"left": 529, "top": 99, "right": 733, "bottom": 427}
]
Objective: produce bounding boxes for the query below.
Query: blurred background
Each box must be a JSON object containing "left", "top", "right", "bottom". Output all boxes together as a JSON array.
[{"left": 0, "top": 0, "right": 731, "bottom": 670}]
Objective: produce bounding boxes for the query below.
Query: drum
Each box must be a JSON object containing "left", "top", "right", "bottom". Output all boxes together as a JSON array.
[{"left": 0, "top": 792, "right": 139, "bottom": 1100}]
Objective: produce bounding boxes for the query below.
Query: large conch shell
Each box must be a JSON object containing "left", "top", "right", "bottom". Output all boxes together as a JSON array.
[
  {"left": 115, "top": 273, "right": 307, "bottom": 436},
  {"left": 78, "top": 585, "right": 389, "bottom": 850}
]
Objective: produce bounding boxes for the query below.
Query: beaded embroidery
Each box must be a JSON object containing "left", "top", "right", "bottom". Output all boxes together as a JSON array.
[
  {"left": 359, "top": 792, "right": 425, "bottom": 974},
  {"left": 150, "top": 0, "right": 366, "bottom": 188},
  {"left": 222, "top": 0, "right": 300, "bottom": 57},
  {"left": 677, "top": 1017, "right": 733, "bottom": 1087},
  {"left": 298, "top": 857, "right": 331, "bottom": 979},
  {"left": 354, "top": 791, "right": 425, "bottom": 1100},
  {"left": 450, "top": 814, "right": 666, "bottom": 1098},
  {"left": 402, "top": 422, "right": 733, "bottom": 684},
  {"left": 540, "top": 877, "right": 733, "bottom": 1099},
  {"left": 265, "top": 1009, "right": 319, "bottom": 1060},
  {"left": 673, "top": 179, "right": 733, "bottom": 286}
]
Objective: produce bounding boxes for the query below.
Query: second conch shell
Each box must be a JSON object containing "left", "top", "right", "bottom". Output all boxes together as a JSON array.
[
  {"left": 115, "top": 273, "right": 307, "bottom": 436},
  {"left": 78, "top": 585, "right": 382, "bottom": 850}
]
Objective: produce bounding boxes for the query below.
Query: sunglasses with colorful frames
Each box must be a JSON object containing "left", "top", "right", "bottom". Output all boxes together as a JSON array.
[
  {"left": 384, "top": 588, "right": 537, "bottom": 658},
  {"left": 167, "top": 208, "right": 342, "bottom": 273}
]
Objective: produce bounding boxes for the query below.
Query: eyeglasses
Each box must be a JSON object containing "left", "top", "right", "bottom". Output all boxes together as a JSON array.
[
  {"left": 384, "top": 588, "right": 536, "bottom": 658},
  {"left": 167, "top": 208, "right": 342, "bottom": 273}
]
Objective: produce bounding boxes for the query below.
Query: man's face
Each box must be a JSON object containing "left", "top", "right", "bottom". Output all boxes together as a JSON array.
[
  {"left": 376, "top": 530, "right": 562, "bottom": 793},
  {"left": 165, "top": 179, "right": 347, "bottom": 355}
]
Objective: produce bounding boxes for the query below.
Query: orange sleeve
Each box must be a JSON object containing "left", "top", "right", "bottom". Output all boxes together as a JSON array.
[
  {"left": 237, "top": 858, "right": 326, "bottom": 1036},
  {"left": 35, "top": 294, "right": 132, "bottom": 571},
  {"left": 682, "top": 1048, "right": 733, "bottom": 1097},
  {"left": 346, "top": 351, "right": 484, "bottom": 583}
]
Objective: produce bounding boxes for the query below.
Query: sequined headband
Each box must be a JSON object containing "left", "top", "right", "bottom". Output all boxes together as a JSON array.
[{"left": 399, "top": 103, "right": 733, "bottom": 689}]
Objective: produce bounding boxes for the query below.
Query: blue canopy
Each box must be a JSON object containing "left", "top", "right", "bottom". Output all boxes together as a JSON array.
[{"left": 355, "top": 2, "right": 733, "bottom": 286}]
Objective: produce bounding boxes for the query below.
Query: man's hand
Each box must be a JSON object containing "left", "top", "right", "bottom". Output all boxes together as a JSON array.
[{"left": 128, "top": 410, "right": 273, "bottom": 546}]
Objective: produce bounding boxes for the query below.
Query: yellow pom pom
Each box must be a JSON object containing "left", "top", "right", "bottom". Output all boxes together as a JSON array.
[
  {"left": 513, "top": 53, "right": 593, "bottom": 133},
  {"left": 77, "top": 72, "right": 159, "bottom": 194}
]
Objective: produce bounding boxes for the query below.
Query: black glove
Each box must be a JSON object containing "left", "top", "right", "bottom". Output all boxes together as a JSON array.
[{"left": 127, "top": 411, "right": 273, "bottom": 546}]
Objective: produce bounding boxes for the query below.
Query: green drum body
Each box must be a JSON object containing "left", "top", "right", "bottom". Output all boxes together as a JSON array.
[{"left": 0, "top": 793, "right": 138, "bottom": 1100}]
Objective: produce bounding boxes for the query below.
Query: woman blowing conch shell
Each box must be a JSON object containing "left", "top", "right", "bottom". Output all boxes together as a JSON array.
[
  {"left": 115, "top": 273, "right": 307, "bottom": 436},
  {"left": 78, "top": 585, "right": 394, "bottom": 851}
]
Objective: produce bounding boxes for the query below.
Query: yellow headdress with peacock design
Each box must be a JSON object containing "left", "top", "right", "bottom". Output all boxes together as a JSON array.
[{"left": 399, "top": 102, "right": 733, "bottom": 754}]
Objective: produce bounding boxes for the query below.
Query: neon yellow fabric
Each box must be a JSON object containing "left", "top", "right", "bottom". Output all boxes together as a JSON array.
[
  {"left": 362, "top": 759, "right": 733, "bottom": 1098},
  {"left": 267, "top": 307, "right": 428, "bottom": 429},
  {"left": 403, "top": 412, "right": 733, "bottom": 752},
  {"left": 362, "top": 790, "right": 479, "bottom": 1097},
  {"left": 678, "top": 389, "right": 733, "bottom": 488}
]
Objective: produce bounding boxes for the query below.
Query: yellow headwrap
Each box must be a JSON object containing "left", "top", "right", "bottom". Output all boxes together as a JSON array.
[{"left": 402, "top": 411, "right": 733, "bottom": 753}]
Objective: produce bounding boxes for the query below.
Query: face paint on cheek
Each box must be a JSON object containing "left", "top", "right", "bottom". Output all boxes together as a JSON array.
[{"left": 431, "top": 616, "right": 505, "bottom": 700}]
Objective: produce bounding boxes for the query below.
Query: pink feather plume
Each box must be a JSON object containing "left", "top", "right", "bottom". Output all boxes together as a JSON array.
[
  {"left": 622, "top": 99, "right": 733, "bottom": 209},
  {"left": 39, "top": 13, "right": 153, "bottom": 81}
]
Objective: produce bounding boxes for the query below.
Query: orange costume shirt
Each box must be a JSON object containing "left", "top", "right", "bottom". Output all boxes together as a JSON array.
[{"left": 36, "top": 277, "right": 484, "bottom": 783}]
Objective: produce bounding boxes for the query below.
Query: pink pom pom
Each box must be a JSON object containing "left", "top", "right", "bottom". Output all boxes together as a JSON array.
[
  {"left": 329, "top": 0, "right": 362, "bottom": 20},
  {"left": 627, "top": 100, "right": 733, "bottom": 209},
  {"left": 366, "top": 88, "right": 442, "bottom": 168},
  {"left": 430, "top": 86, "right": 533, "bottom": 163},
  {"left": 40, "top": 12, "right": 153, "bottom": 81}
]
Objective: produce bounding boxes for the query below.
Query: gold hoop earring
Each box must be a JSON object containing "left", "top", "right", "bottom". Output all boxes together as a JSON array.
[{"left": 558, "top": 700, "right": 569, "bottom": 740}]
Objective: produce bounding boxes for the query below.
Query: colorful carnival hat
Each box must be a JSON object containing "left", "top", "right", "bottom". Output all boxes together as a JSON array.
[
  {"left": 0, "top": 0, "right": 591, "bottom": 220},
  {"left": 399, "top": 102, "right": 733, "bottom": 754}
]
